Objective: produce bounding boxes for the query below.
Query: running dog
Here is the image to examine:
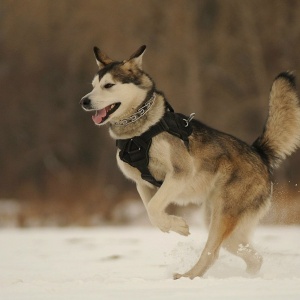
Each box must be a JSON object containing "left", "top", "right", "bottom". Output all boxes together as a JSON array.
[{"left": 80, "top": 45, "right": 300, "bottom": 279}]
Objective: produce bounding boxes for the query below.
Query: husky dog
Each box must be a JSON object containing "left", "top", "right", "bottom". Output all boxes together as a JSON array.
[{"left": 80, "top": 45, "right": 300, "bottom": 279}]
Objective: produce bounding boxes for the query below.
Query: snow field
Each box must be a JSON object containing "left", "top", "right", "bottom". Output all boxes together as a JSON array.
[{"left": 0, "top": 226, "right": 299, "bottom": 299}]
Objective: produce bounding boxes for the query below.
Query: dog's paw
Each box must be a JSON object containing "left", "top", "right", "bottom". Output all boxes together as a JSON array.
[
  {"left": 149, "top": 213, "right": 190, "bottom": 236},
  {"left": 173, "top": 272, "right": 196, "bottom": 280},
  {"left": 148, "top": 213, "right": 171, "bottom": 233},
  {"left": 148, "top": 214, "right": 189, "bottom": 235},
  {"left": 246, "top": 254, "right": 263, "bottom": 275},
  {"left": 169, "top": 216, "right": 190, "bottom": 236},
  {"left": 173, "top": 273, "right": 183, "bottom": 280}
]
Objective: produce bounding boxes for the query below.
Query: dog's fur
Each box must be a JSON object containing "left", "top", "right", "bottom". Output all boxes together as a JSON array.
[{"left": 80, "top": 46, "right": 300, "bottom": 279}]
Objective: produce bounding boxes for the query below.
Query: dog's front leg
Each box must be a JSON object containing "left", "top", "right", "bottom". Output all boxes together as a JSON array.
[
  {"left": 144, "top": 178, "right": 190, "bottom": 236},
  {"left": 136, "top": 182, "right": 157, "bottom": 209}
]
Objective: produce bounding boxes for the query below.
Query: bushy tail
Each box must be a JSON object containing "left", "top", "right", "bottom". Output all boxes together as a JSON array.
[{"left": 253, "top": 72, "right": 300, "bottom": 170}]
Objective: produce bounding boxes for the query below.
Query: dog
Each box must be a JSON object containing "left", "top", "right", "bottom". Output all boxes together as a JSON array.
[{"left": 80, "top": 45, "right": 300, "bottom": 279}]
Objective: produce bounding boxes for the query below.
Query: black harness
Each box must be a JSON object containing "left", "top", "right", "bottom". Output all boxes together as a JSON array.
[{"left": 116, "top": 105, "right": 194, "bottom": 187}]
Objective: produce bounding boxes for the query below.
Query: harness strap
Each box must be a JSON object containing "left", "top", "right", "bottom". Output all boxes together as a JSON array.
[
  {"left": 117, "top": 136, "right": 163, "bottom": 187},
  {"left": 165, "top": 100, "right": 174, "bottom": 113},
  {"left": 116, "top": 111, "right": 193, "bottom": 187}
]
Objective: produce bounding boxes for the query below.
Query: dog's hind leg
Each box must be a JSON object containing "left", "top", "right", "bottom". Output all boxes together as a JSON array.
[
  {"left": 174, "top": 212, "right": 237, "bottom": 279},
  {"left": 222, "top": 215, "right": 263, "bottom": 275}
]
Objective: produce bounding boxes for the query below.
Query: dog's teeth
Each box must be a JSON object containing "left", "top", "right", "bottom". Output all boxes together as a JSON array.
[{"left": 108, "top": 104, "right": 115, "bottom": 112}]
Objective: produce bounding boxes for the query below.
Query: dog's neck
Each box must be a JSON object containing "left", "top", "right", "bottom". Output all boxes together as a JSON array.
[
  {"left": 114, "top": 93, "right": 157, "bottom": 127},
  {"left": 109, "top": 91, "right": 166, "bottom": 140}
]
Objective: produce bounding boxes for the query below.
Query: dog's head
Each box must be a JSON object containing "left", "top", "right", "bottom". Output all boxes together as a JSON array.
[{"left": 80, "top": 45, "right": 153, "bottom": 126}]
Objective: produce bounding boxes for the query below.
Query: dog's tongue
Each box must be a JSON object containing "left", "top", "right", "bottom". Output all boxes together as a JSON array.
[{"left": 92, "top": 109, "right": 107, "bottom": 124}]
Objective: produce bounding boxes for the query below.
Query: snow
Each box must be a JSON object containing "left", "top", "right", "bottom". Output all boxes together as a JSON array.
[{"left": 0, "top": 226, "right": 300, "bottom": 299}]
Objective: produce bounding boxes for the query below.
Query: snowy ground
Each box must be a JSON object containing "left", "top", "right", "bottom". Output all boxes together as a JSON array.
[{"left": 0, "top": 226, "right": 300, "bottom": 300}]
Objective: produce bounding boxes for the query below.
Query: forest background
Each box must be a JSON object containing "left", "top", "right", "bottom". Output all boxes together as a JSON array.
[{"left": 1, "top": 0, "right": 300, "bottom": 226}]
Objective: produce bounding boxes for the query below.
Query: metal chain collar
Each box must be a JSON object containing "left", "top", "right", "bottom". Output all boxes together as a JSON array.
[{"left": 114, "top": 93, "right": 156, "bottom": 126}]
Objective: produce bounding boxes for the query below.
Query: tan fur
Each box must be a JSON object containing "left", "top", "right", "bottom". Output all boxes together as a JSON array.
[
  {"left": 81, "top": 46, "right": 300, "bottom": 279},
  {"left": 255, "top": 76, "right": 300, "bottom": 168}
]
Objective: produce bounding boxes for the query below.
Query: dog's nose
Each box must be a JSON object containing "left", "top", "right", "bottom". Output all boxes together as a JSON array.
[{"left": 80, "top": 97, "right": 91, "bottom": 109}]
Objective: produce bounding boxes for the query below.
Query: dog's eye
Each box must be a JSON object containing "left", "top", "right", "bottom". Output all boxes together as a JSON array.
[{"left": 104, "top": 83, "right": 115, "bottom": 89}]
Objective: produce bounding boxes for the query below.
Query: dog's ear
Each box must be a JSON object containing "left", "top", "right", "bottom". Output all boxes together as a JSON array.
[
  {"left": 128, "top": 45, "right": 146, "bottom": 69},
  {"left": 93, "top": 47, "right": 114, "bottom": 69}
]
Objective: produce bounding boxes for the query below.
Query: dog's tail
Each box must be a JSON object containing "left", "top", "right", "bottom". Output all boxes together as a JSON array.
[{"left": 253, "top": 72, "right": 300, "bottom": 171}]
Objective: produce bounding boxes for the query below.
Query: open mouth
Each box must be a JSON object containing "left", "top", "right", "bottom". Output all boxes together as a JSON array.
[{"left": 92, "top": 103, "right": 121, "bottom": 125}]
